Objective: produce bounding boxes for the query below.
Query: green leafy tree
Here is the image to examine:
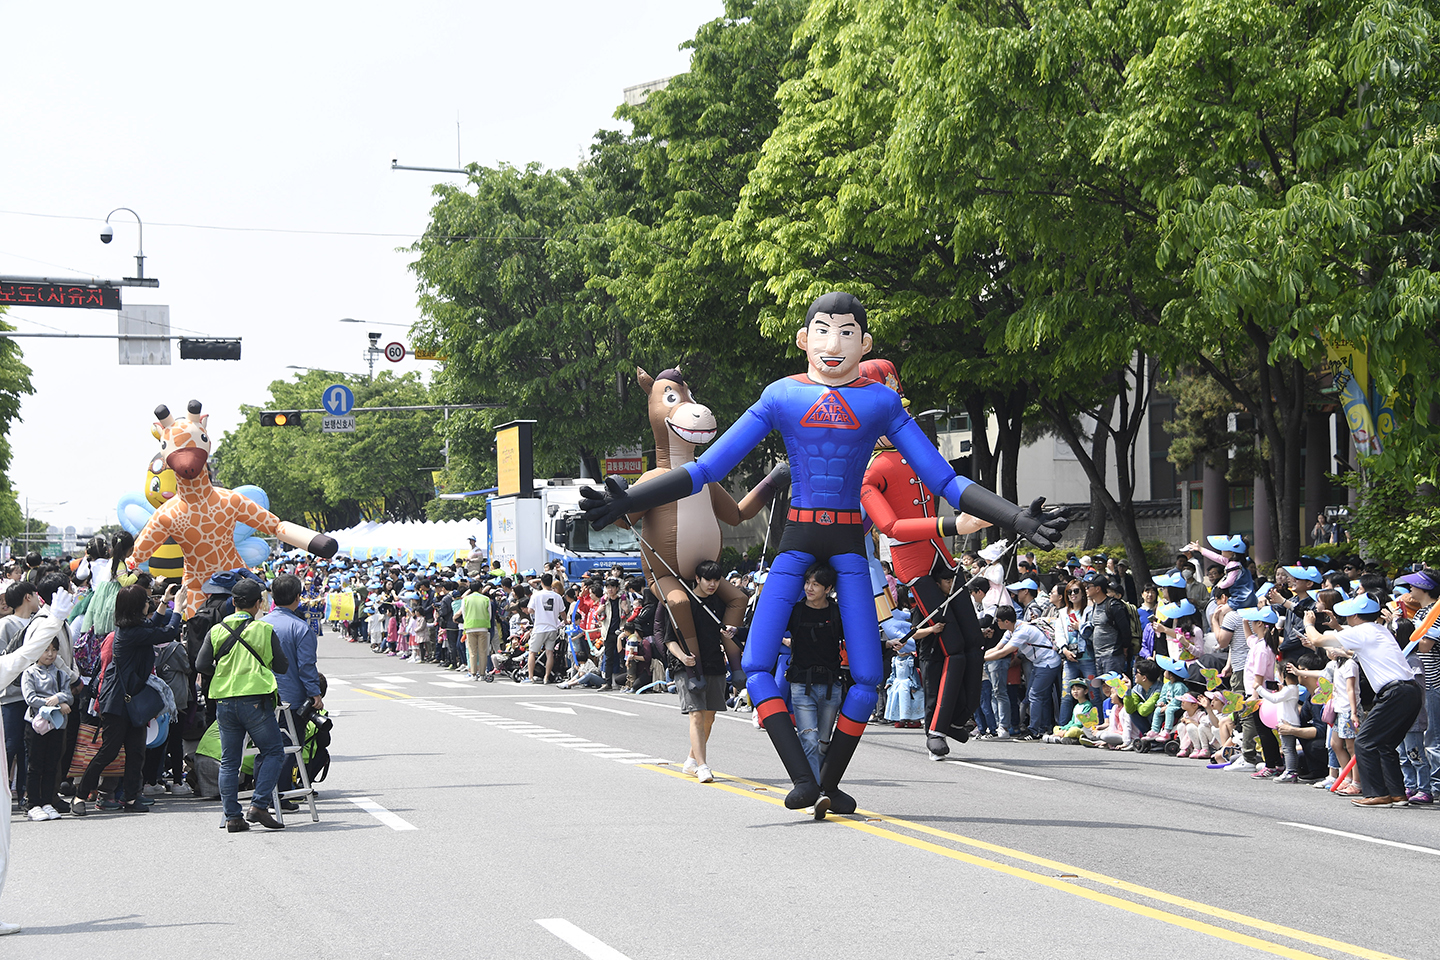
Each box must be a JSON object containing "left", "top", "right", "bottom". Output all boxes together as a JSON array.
[
  {"left": 721, "top": 0, "right": 1053, "bottom": 511},
  {"left": 215, "top": 371, "right": 444, "bottom": 527},
  {"left": 1094, "top": 0, "right": 1440, "bottom": 559},
  {"left": 875, "top": 0, "right": 1180, "bottom": 576},
  {"left": 409, "top": 163, "right": 643, "bottom": 482},
  {"left": 592, "top": 0, "right": 808, "bottom": 475},
  {"left": 0, "top": 310, "right": 36, "bottom": 539}
]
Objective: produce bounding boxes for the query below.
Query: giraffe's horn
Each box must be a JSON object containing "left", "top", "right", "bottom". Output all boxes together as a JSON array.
[{"left": 154, "top": 404, "right": 175, "bottom": 431}]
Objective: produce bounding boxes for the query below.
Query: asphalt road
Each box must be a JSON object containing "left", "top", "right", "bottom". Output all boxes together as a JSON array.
[{"left": 6, "top": 633, "right": 1435, "bottom": 960}]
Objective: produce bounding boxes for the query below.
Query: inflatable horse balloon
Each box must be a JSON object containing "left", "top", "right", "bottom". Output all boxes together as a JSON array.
[
  {"left": 626, "top": 368, "right": 788, "bottom": 650},
  {"left": 131, "top": 400, "right": 338, "bottom": 616}
]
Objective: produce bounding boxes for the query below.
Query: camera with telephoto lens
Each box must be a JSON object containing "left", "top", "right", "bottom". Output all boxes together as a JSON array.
[{"left": 293, "top": 700, "right": 333, "bottom": 734}]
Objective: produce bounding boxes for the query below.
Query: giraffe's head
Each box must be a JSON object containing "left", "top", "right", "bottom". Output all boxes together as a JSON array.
[{"left": 155, "top": 400, "right": 211, "bottom": 480}]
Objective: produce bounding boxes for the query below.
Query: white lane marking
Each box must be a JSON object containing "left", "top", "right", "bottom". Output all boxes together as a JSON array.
[
  {"left": 327, "top": 678, "right": 351, "bottom": 685},
  {"left": 348, "top": 797, "right": 418, "bottom": 831},
  {"left": 397, "top": 698, "right": 667, "bottom": 771},
  {"left": 553, "top": 701, "right": 638, "bottom": 717},
  {"left": 372, "top": 675, "right": 417, "bottom": 684},
  {"left": 536, "top": 918, "right": 634, "bottom": 960},
  {"left": 948, "top": 759, "right": 1055, "bottom": 782},
  {"left": 517, "top": 702, "right": 578, "bottom": 715},
  {"left": 1279, "top": 821, "right": 1440, "bottom": 857},
  {"left": 430, "top": 681, "right": 474, "bottom": 688}
]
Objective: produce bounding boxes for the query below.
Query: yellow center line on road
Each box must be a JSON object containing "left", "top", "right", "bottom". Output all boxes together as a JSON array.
[
  {"left": 354, "top": 688, "right": 396, "bottom": 700},
  {"left": 639, "top": 765, "right": 1407, "bottom": 960}
]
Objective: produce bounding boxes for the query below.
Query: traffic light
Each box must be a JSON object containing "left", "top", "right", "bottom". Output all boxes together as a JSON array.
[
  {"left": 260, "top": 411, "right": 304, "bottom": 427},
  {"left": 178, "top": 338, "right": 242, "bottom": 361}
]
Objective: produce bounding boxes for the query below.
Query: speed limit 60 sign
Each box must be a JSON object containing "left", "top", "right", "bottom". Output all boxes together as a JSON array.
[{"left": 384, "top": 341, "right": 406, "bottom": 362}]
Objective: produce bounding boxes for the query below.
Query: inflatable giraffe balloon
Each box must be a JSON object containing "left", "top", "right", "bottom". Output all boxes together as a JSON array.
[{"left": 132, "top": 400, "right": 338, "bottom": 616}]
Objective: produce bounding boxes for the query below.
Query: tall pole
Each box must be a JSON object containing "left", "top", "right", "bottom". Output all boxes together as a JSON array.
[{"left": 105, "top": 207, "right": 146, "bottom": 280}]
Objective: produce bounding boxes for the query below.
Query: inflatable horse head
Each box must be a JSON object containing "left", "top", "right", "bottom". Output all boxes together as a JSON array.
[{"left": 638, "top": 367, "right": 717, "bottom": 469}]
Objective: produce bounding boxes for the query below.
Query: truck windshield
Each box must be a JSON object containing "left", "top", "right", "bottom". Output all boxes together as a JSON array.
[{"left": 568, "top": 517, "right": 640, "bottom": 553}]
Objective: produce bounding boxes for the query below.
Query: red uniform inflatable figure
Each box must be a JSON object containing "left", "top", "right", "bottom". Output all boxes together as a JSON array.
[{"left": 859, "top": 360, "right": 991, "bottom": 759}]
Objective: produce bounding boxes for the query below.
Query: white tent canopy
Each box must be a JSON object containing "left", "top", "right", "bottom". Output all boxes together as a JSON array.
[{"left": 322, "top": 519, "right": 483, "bottom": 565}]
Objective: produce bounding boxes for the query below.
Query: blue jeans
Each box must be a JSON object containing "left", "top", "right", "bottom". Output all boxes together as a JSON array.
[
  {"left": 984, "top": 659, "right": 1012, "bottom": 733},
  {"left": 1400, "top": 729, "right": 1430, "bottom": 793},
  {"left": 218, "top": 695, "right": 286, "bottom": 820},
  {"left": 974, "top": 678, "right": 996, "bottom": 734},
  {"left": 791, "top": 681, "right": 842, "bottom": 780},
  {"left": 1425, "top": 687, "right": 1440, "bottom": 795},
  {"left": 1026, "top": 663, "right": 1062, "bottom": 736}
]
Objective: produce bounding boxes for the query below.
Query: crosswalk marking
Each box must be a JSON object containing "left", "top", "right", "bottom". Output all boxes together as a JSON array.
[{"left": 397, "top": 697, "right": 671, "bottom": 771}]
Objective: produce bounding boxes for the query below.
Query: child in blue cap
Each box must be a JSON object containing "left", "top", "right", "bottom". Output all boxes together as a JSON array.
[{"left": 1183, "top": 535, "right": 1256, "bottom": 608}]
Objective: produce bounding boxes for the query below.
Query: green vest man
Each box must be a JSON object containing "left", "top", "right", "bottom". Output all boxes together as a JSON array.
[{"left": 196, "top": 577, "right": 289, "bottom": 832}]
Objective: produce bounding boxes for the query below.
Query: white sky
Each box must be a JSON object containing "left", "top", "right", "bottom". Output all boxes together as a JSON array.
[{"left": 1, "top": 0, "right": 723, "bottom": 536}]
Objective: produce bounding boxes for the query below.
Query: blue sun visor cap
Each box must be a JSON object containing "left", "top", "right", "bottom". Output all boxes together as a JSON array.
[
  {"left": 1256, "top": 582, "right": 1275, "bottom": 600},
  {"left": 1283, "top": 565, "right": 1322, "bottom": 583},
  {"left": 1154, "top": 656, "right": 1190, "bottom": 678},
  {"left": 1152, "top": 571, "right": 1186, "bottom": 589},
  {"left": 1158, "top": 600, "right": 1195, "bottom": 620},
  {"left": 1006, "top": 578, "right": 1040, "bottom": 592},
  {"left": 1207, "top": 535, "right": 1247, "bottom": 554},
  {"left": 1096, "top": 671, "right": 1123, "bottom": 684},
  {"left": 1334, "top": 594, "right": 1381, "bottom": 617},
  {"left": 1239, "top": 606, "right": 1279, "bottom": 624}
]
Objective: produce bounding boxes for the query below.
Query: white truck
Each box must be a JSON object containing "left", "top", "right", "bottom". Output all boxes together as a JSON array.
[{"left": 486, "top": 479, "right": 642, "bottom": 580}]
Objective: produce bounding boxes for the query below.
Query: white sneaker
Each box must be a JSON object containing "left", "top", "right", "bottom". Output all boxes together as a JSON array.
[
  {"left": 142, "top": 783, "right": 166, "bottom": 796},
  {"left": 0, "top": 920, "right": 20, "bottom": 936},
  {"left": 992, "top": 727, "right": 1011, "bottom": 741},
  {"left": 1314, "top": 776, "right": 1336, "bottom": 790},
  {"left": 695, "top": 764, "right": 714, "bottom": 783},
  {"left": 42, "top": 805, "right": 61, "bottom": 820},
  {"left": 167, "top": 783, "right": 192, "bottom": 797},
  {"left": 26, "top": 807, "right": 48, "bottom": 822},
  {"left": 1224, "top": 758, "right": 1256, "bottom": 772},
  {"left": 681, "top": 757, "right": 699, "bottom": 775}
]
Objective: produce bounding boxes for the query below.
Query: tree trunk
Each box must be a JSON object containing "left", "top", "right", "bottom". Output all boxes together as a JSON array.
[
  {"left": 1084, "top": 391, "right": 1116, "bottom": 548},
  {"left": 964, "top": 393, "right": 996, "bottom": 492},
  {"left": 1042, "top": 355, "right": 1157, "bottom": 587},
  {"left": 994, "top": 388, "right": 1027, "bottom": 512}
]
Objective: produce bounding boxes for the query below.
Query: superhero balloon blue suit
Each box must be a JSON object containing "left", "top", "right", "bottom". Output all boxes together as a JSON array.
[
  {"left": 702, "top": 377, "right": 966, "bottom": 732},
  {"left": 582, "top": 292, "right": 1064, "bottom": 817}
]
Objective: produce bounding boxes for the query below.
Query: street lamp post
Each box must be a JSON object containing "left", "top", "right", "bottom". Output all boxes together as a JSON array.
[
  {"left": 101, "top": 207, "right": 147, "bottom": 281},
  {"left": 22, "top": 497, "right": 68, "bottom": 551}
]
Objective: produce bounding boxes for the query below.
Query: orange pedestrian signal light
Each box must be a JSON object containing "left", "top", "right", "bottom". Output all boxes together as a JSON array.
[{"left": 260, "top": 411, "right": 303, "bottom": 427}]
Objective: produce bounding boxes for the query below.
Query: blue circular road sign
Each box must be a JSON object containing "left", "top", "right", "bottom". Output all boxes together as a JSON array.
[{"left": 323, "top": 383, "right": 355, "bottom": 416}]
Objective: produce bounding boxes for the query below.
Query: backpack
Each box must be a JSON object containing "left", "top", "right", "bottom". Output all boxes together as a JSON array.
[
  {"left": 1120, "top": 600, "right": 1140, "bottom": 652},
  {"left": 305, "top": 721, "right": 333, "bottom": 783}
]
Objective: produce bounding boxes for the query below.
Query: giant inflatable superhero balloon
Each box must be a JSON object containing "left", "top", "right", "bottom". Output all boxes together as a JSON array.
[
  {"left": 131, "top": 401, "right": 339, "bottom": 617},
  {"left": 583, "top": 293, "right": 1067, "bottom": 817},
  {"left": 625, "top": 368, "right": 788, "bottom": 662},
  {"left": 860, "top": 359, "right": 1015, "bottom": 760}
]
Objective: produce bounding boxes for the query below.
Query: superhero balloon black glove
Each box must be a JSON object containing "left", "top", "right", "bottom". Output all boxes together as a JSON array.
[
  {"left": 956, "top": 486, "right": 1069, "bottom": 550},
  {"left": 580, "top": 468, "right": 695, "bottom": 530},
  {"left": 752, "top": 462, "right": 791, "bottom": 504}
]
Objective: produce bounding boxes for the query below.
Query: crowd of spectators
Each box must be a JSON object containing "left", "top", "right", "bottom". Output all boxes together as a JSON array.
[{"left": 941, "top": 543, "right": 1437, "bottom": 810}]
